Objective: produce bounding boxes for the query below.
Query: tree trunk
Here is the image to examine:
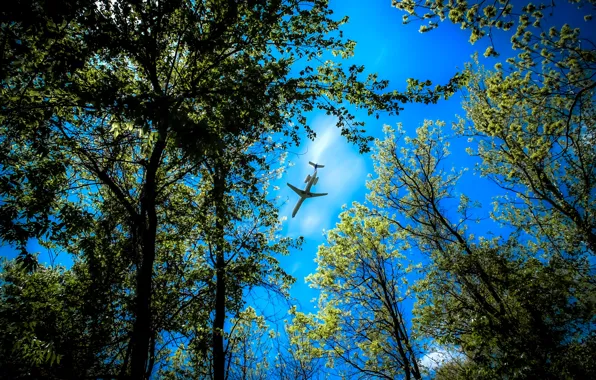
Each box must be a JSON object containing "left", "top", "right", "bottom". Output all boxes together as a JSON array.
[
  {"left": 213, "top": 166, "right": 227, "bottom": 380},
  {"left": 130, "top": 241, "right": 156, "bottom": 378},
  {"left": 129, "top": 138, "right": 166, "bottom": 379}
]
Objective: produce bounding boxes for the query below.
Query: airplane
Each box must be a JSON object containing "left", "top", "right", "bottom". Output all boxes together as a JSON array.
[{"left": 287, "top": 161, "right": 328, "bottom": 218}]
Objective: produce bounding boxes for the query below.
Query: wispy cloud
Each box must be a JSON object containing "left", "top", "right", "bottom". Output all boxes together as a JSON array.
[
  {"left": 420, "top": 349, "right": 450, "bottom": 370},
  {"left": 419, "top": 347, "right": 463, "bottom": 372},
  {"left": 289, "top": 261, "right": 302, "bottom": 276},
  {"left": 278, "top": 116, "right": 367, "bottom": 237},
  {"left": 374, "top": 45, "right": 388, "bottom": 68}
]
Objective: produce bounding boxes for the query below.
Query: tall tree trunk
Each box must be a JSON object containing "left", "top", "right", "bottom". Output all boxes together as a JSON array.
[
  {"left": 129, "top": 137, "right": 166, "bottom": 379},
  {"left": 377, "top": 265, "right": 421, "bottom": 380},
  {"left": 213, "top": 165, "right": 227, "bottom": 380},
  {"left": 130, "top": 242, "right": 156, "bottom": 378}
]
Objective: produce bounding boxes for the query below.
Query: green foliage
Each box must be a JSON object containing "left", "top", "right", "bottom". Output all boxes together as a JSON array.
[
  {"left": 0, "top": 260, "right": 126, "bottom": 379},
  {"left": 226, "top": 307, "right": 274, "bottom": 379},
  {"left": 278, "top": 306, "right": 329, "bottom": 379},
  {"left": 393, "top": 0, "right": 595, "bottom": 111},
  {"left": 366, "top": 115, "right": 596, "bottom": 377},
  {"left": 379, "top": 3, "right": 596, "bottom": 377},
  {"left": 392, "top": 0, "right": 594, "bottom": 48},
  {"left": 2, "top": 0, "right": 409, "bottom": 377},
  {"left": 459, "top": 51, "right": 596, "bottom": 256},
  {"left": 2, "top": 0, "right": 592, "bottom": 378},
  {"left": 288, "top": 205, "right": 423, "bottom": 379}
]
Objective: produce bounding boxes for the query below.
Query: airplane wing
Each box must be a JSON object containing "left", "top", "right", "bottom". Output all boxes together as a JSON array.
[
  {"left": 292, "top": 198, "right": 304, "bottom": 218},
  {"left": 308, "top": 192, "right": 328, "bottom": 198},
  {"left": 287, "top": 183, "right": 306, "bottom": 197}
]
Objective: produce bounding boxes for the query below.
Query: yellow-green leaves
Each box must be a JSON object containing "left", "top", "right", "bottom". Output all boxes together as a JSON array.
[
  {"left": 483, "top": 46, "right": 497, "bottom": 57},
  {"left": 392, "top": 0, "right": 541, "bottom": 51},
  {"left": 386, "top": 2, "right": 596, "bottom": 376},
  {"left": 295, "top": 201, "right": 422, "bottom": 378},
  {"left": 460, "top": 33, "right": 596, "bottom": 253}
]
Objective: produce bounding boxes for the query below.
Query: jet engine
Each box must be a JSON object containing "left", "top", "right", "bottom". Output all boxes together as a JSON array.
[
  {"left": 304, "top": 174, "right": 311, "bottom": 183},
  {"left": 313, "top": 177, "right": 319, "bottom": 185}
]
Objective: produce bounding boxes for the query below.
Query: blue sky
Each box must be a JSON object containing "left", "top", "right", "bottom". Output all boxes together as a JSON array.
[
  {"left": 272, "top": 0, "right": 595, "bottom": 312},
  {"left": 273, "top": 0, "right": 491, "bottom": 313}
]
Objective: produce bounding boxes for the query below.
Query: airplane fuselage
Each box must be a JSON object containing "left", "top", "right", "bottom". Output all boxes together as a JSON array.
[
  {"left": 303, "top": 169, "right": 318, "bottom": 194},
  {"left": 291, "top": 170, "right": 317, "bottom": 217}
]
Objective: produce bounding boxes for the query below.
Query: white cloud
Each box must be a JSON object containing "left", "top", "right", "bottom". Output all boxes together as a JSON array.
[
  {"left": 374, "top": 46, "right": 388, "bottom": 68},
  {"left": 420, "top": 350, "right": 450, "bottom": 370},
  {"left": 289, "top": 261, "right": 302, "bottom": 275},
  {"left": 279, "top": 116, "right": 367, "bottom": 237},
  {"left": 419, "top": 347, "right": 464, "bottom": 372}
]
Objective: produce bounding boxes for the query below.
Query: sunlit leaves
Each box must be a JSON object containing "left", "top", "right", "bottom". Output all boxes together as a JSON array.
[
  {"left": 365, "top": 107, "right": 596, "bottom": 376},
  {"left": 392, "top": 0, "right": 592, "bottom": 54},
  {"left": 290, "top": 204, "right": 422, "bottom": 378},
  {"left": 460, "top": 34, "right": 596, "bottom": 254}
]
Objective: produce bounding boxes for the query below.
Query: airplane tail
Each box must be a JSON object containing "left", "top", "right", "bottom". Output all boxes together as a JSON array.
[{"left": 309, "top": 161, "right": 324, "bottom": 169}]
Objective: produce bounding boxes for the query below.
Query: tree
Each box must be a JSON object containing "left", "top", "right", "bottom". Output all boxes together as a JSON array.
[
  {"left": 367, "top": 121, "right": 596, "bottom": 378},
  {"left": 379, "top": 2, "right": 596, "bottom": 377},
  {"left": 2, "top": 1, "right": 408, "bottom": 378},
  {"left": 164, "top": 131, "right": 298, "bottom": 379},
  {"left": 289, "top": 205, "right": 422, "bottom": 379},
  {"left": 276, "top": 307, "right": 328, "bottom": 380},
  {"left": 0, "top": 259, "right": 128, "bottom": 379},
  {"left": 226, "top": 307, "right": 275, "bottom": 380},
  {"left": 392, "top": 0, "right": 596, "bottom": 101},
  {"left": 459, "top": 48, "right": 596, "bottom": 255},
  {"left": 392, "top": 0, "right": 594, "bottom": 50}
]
